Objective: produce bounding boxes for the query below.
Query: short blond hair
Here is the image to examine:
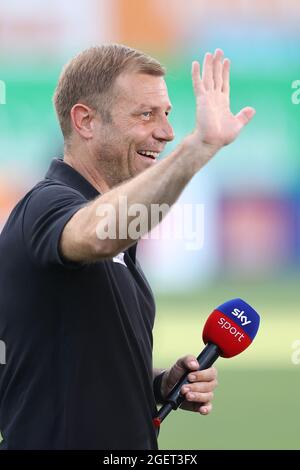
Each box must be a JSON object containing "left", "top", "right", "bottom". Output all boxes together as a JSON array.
[{"left": 53, "top": 44, "right": 166, "bottom": 139}]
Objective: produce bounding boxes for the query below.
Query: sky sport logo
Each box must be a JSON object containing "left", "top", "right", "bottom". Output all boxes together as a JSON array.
[
  {"left": 0, "top": 80, "right": 6, "bottom": 105},
  {"left": 0, "top": 340, "right": 6, "bottom": 365},
  {"left": 216, "top": 308, "right": 252, "bottom": 344},
  {"left": 217, "top": 317, "right": 245, "bottom": 343},
  {"left": 231, "top": 308, "right": 252, "bottom": 326}
]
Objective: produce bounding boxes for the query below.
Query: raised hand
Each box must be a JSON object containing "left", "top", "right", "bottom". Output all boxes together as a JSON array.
[{"left": 189, "top": 49, "right": 255, "bottom": 153}]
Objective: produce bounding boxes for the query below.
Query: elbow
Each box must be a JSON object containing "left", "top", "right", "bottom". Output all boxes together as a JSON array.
[
  {"left": 81, "top": 214, "right": 125, "bottom": 261},
  {"left": 90, "top": 235, "right": 121, "bottom": 261},
  {"left": 92, "top": 215, "right": 124, "bottom": 260}
]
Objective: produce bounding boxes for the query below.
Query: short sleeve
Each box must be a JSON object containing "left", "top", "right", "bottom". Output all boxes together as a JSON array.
[{"left": 22, "top": 183, "right": 87, "bottom": 268}]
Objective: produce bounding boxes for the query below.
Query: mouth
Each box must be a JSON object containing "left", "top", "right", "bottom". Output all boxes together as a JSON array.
[{"left": 136, "top": 150, "right": 160, "bottom": 161}]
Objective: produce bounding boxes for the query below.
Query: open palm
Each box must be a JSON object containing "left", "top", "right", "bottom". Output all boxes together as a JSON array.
[{"left": 191, "top": 49, "right": 255, "bottom": 150}]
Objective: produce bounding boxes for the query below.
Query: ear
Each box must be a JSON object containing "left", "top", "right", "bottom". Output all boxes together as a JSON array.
[{"left": 70, "top": 103, "right": 98, "bottom": 139}]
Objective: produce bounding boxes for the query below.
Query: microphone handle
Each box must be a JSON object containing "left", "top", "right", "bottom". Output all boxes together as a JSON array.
[{"left": 156, "top": 343, "right": 220, "bottom": 424}]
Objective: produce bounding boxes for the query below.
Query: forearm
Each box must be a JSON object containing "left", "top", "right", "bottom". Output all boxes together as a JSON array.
[{"left": 62, "top": 139, "right": 214, "bottom": 262}]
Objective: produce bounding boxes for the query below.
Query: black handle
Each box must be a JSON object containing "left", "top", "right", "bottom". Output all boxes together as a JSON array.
[{"left": 154, "top": 343, "right": 220, "bottom": 427}]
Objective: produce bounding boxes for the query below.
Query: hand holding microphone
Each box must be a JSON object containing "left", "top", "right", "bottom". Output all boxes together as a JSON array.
[{"left": 153, "top": 298, "right": 260, "bottom": 429}]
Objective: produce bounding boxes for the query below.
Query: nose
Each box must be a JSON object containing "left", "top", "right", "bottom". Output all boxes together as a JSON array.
[{"left": 152, "top": 116, "right": 175, "bottom": 142}]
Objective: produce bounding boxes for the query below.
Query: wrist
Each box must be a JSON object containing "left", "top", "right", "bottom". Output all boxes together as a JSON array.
[{"left": 182, "top": 134, "right": 219, "bottom": 173}]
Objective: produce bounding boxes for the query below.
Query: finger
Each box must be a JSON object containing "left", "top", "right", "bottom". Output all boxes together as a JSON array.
[
  {"left": 187, "top": 366, "right": 218, "bottom": 383},
  {"left": 202, "top": 52, "right": 213, "bottom": 90},
  {"left": 222, "top": 58, "right": 230, "bottom": 94},
  {"left": 178, "top": 355, "right": 200, "bottom": 372},
  {"left": 213, "top": 48, "right": 224, "bottom": 90},
  {"left": 181, "top": 378, "right": 218, "bottom": 395},
  {"left": 179, "top": 400, "right": 213, "bottom": 414},
  {"left": 191, "top": 61, "right": 204, "bottom": 96},
  {"left": 164, "top": 355, "right": 199, "bottom": 392},
  {"left": 179, "top": 400, "right": 199, "bottom": 412},
  {"left": 199, "top": 402, "right": 213, "bottom": 415},
  {"left": 184, "top": 391, "right": 214, "bottom": 404},
  {"left": 235, "top": 106, "right": 256, "bottom": 128}
]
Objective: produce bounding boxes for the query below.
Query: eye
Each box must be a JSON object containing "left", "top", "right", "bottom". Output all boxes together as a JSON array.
[
  {"left": 142, "top": 111, "right": 152, "bottom": 118},
  {"left": 165, "top": 111, "right": 169, "bottom": 117}
]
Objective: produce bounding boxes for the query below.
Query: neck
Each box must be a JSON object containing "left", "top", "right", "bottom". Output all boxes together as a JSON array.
[{"left": 63, "top": 149, "right": 111, "bottom": 194}]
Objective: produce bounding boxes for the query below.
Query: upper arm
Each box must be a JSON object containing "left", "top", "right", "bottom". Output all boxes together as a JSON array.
[
  {"left": 22, "top": 184, "right": 87, "bottom": 268},
  {"left": 59, "top": 203, "right": 99, "bottom": 263},
  {"left": 60, "top": 196, "right": 118, "bottom": 263}
]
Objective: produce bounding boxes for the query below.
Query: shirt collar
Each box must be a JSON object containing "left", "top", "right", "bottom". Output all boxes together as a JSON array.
[
  {"left": 45, "top": 158, "right": 137, "bottom": 262},
  {"left": 45, "top": 158, "right": 100, "bottom": 201}
]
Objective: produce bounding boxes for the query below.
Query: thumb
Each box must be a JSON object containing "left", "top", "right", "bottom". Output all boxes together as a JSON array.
[
  {"left": 235, "top": 106, "right": 256, "bottom": 128},
  {"left": 164, "top": 355, "right": 199, "bottom": 395}
]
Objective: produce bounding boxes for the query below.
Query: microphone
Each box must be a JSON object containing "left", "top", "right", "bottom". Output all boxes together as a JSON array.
[{"left": 153, "top": 298, "right": 260, "bottom": 429}]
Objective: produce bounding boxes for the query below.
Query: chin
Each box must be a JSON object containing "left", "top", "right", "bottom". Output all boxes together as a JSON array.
[{"left": 135, "top": 151, "right": 157, "bottom": 172}]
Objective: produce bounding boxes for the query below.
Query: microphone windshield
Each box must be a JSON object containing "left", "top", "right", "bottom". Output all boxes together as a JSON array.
[{"left": 202, "top": 298, "right": 260, "bottom": 358}]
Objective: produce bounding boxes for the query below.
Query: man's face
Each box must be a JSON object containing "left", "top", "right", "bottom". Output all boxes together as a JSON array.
[{"left": 92, "top": 71, "right": 175, "bottom": 186}]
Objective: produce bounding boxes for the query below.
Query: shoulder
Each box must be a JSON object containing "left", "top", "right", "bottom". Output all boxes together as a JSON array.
[{"left": 26, "top": 179, "right": 87, "bottom": 204}]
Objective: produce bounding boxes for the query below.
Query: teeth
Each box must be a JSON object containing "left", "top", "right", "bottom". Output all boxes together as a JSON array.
[{"left": 138, "top": 150, "right": 159, "bottom": 158}]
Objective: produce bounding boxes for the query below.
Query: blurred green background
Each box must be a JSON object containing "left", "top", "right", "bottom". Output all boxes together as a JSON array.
[
  {"left": 154, "top": 280, "right": 300, "bottom": 449},
  {"left": 0, "top": 0, "right": 299, "bottom": 450}
]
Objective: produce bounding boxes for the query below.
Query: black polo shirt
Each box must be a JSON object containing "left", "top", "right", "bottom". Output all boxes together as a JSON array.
[{"left": 0, "top": 158, "right": 158, "bottom": 450}]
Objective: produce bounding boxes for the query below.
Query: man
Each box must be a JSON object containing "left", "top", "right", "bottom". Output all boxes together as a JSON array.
[{"left": 0, "top": 44, "right": 255, "bottom": 450}]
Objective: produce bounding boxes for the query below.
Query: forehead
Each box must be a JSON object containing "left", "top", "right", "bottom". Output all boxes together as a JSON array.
[{"left": 113, "top": 71, "right": 171, "bottom": 109}]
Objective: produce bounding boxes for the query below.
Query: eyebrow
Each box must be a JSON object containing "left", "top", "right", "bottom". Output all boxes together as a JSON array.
[{"left": 134, "top": 104, "right": 173, "bottom": 112}]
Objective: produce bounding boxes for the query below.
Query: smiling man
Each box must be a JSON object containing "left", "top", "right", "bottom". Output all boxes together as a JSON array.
[
  {"left": 59, "top": 50, "right": 174, "bottom": 191},
  {"left": 0, "top": 44, "right": 255, "bottom": 450}
]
